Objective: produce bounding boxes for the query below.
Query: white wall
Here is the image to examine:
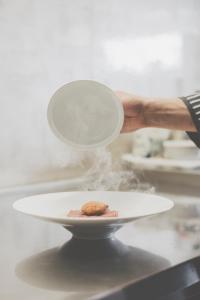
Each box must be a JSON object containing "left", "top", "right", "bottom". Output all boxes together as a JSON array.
[{"left": 0, "top": 0, "right": 200, "bottom": 188}]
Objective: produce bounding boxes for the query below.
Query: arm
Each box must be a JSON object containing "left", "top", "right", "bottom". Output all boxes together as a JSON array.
[
  {"left": 143, "top": 97, "right": 196, "bottom": 132},
  {"left": 116, "top": 91, "right": 197, "bottom": 133}
]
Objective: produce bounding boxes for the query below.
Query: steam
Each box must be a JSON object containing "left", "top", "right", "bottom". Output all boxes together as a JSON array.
[
  {"left": 52, "top": 143, "right": 154, "bottom": 193},
  {"left": 79, "top": 148, "right": 154, "bottom": 192}
]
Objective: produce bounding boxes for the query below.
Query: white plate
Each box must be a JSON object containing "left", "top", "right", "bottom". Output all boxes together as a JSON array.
[
  {"left": 13, "top": 192, "right": 173, "bottom": 239},
  {"left": 47, "top": 80, "right": 124, "bottom": 149}
]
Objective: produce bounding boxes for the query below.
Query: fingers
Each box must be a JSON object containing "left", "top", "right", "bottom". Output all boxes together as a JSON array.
[
  {"left": 121, "top": 117, "right": 136, "bottom": 133},
  {"left": 115, "top": 91, "right": 137, "bottom": 116},
  {"left": 115, "top": 90, "right": 145, "bottom": 132}
]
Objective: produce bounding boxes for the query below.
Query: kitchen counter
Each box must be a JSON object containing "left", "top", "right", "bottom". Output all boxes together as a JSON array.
[{"left": 1, "top": 182, "right": 200, "bottom": 300}]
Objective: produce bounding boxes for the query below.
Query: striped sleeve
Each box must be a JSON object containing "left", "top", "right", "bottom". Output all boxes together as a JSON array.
[{"left": 180, "top": 91, "right": 200, "bottom": 148}]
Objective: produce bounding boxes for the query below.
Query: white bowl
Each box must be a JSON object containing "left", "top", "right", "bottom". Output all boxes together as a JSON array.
[
  {"left": 47, "top": 80, "right": 124, "bottom": 150},
  {"left": 13, "top": 191, "right": 173, "bottom": 239}
]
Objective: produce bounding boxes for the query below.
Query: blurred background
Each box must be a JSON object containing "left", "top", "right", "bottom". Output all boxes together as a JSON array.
[{"left": 0, "top": 0, "right": 200, "bottom": 188}]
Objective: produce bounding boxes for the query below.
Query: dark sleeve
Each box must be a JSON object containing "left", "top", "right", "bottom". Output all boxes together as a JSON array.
[{"left": 179, "top": 91, "right": 200, "bottom": 148}]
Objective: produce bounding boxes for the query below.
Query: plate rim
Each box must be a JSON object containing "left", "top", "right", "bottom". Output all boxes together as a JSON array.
[{"left": 13, "top": 191, "right": 174, "bottom": 224}]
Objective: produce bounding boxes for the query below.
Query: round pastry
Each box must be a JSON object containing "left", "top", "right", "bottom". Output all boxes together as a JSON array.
[{"left": 81, "top": 201, "right": 108, "bottom": 216}]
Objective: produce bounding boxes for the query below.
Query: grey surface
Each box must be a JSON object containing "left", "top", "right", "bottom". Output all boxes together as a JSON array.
[{"left": 1, "top": 186, "right": 200, "bottom": 300}]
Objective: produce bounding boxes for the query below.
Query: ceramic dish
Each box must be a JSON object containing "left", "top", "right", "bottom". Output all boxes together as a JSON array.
[
  {"left": 13, "top": 191, "right": 173, "bottom": 239},
  {"left": 47, "top": 80, "right": 124, "bottom": 149}
]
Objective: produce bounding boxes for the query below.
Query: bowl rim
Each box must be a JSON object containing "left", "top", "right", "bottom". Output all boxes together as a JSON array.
[
  {"left": 13, "top": 191, "right": 174, "bottom": 225},
  {"left": 47, "top": 80, "right": 124, "bottom": 150}
]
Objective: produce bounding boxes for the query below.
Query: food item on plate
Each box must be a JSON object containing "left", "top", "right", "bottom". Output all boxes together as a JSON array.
[
  {"left": 67, "top": 201, "right": 118, "bottom": 218},
  {"left": 81, "top": 201, "right": 108, "bottom": 216}
]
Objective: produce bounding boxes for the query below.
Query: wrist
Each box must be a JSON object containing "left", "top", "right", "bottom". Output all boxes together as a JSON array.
[
  {"left": 141, "top": 98, "right": 154, "bottom": 128},
  {"left": 142, "top": 97, "right": 178, "bottom": 128}
]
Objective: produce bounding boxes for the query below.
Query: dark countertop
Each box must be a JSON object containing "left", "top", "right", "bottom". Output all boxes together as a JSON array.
[{"left": 1, "top": 184, "right": 200, "bottom": 300}]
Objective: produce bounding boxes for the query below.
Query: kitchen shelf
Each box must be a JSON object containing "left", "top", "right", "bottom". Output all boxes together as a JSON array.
[
  {"left": 122, "top": 154, "right": 200, "bottom": 196},
  {"left": 122, "top": 154, "right": 200, "bottom": 175}
]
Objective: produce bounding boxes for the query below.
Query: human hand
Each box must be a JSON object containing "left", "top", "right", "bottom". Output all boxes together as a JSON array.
[
  {"left": 115, "top": 91, "right": 146, "bottom": 133},
  {"left": 116, "top": 91, "right": 196, "bottom": 133}
]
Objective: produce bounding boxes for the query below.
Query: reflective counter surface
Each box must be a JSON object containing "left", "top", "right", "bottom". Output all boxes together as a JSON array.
[{"left": 1, "top": 186, "right": 200, "bottom": 300}]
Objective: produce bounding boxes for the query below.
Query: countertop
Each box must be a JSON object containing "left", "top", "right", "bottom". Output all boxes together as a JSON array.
[{"left": 1, "top": 183, "right": 200, "bottom": 300}]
